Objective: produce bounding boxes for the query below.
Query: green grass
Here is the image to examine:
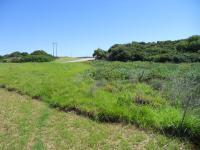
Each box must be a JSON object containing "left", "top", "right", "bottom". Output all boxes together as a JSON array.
[
  {"left": 0, "top": 89, "right": 194, "bottom": 149},
  {"left": 0, "top": 61, "right": 199, "bottom": 143}
]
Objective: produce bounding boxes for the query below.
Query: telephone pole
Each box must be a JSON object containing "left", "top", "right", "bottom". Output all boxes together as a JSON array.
[{"left": 52, "top": 42, "right": 58, "bottom": 57}]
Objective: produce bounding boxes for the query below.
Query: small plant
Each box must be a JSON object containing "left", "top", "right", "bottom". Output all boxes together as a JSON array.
[
  {"left": 178, "top": 75, "right": 200, "bottom": 131},
  {"left": 0, "top": 84, "right": 6, "bottom": 88},
  {"left": 149, "top": 79, "right": 163, "bottom": 91},
  {"left": 105, "top": 84, "right": 114, "bottom": 92},
  {"left": 117, "top": 94, "right": 132, "bottom": 107},
  {"left": 134, "top": 94, "right": 150, "bottom": 105}
]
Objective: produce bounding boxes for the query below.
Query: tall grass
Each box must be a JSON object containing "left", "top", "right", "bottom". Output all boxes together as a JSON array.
[{"left": 0, "top": 61, "right": 199, "bottom": 143}]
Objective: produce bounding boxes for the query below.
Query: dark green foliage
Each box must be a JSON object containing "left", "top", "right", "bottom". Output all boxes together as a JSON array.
[
  {"left": 93, "top": 48, "right": 107, "bottom": 60},
  {"left": 5, "top": 51, "right": 22, "bottom": 58},
  {"left": 108, "top": 48, "right": 132, "bottom": 61},
  {"left": 15, "top": 55, "right": 54, "bottom": 63},
  {"left": 0, "top": 55, "right": 3, "bottom": 62},
  {"left": 31, "top": 50, "right": 49, "bottom": 56},
  {"left": 21, "top": 52, "right": 29, "bottom": 56},
  {"left": 177, "top": 36, "right": 200, "bottom": 52},
  {"left": 1, "top": 50, "right": 55, "bottom": 63},
  {"left": 94, "top": 36, "right": 200, "bottom": 63}
]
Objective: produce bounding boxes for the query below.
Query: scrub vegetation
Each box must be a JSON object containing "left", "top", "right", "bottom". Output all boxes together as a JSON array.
[
  {"left": 93, "top": 35, "right": 200, "bottom": 62},
  {"left": 0, "top": 50, "right": 55, "bottom": 63},
  {"left": 0, "top": 60, "right": 199, "bottom": 146}
]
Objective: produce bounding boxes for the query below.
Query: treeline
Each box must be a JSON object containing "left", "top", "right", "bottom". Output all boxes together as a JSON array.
[
  {"left": 0, "top": 50, "right": 55, "bottom": 63},
  {"left": 93, "top": 35, "right": 200, "bottom": 63}
]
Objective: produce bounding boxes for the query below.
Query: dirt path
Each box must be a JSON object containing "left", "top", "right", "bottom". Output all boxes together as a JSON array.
[
  {"left": 64, "top": 57, "right": 95, "bottom": 63},
  {"left": 0, "top": 89, "right": 194, "bottom": 150}
]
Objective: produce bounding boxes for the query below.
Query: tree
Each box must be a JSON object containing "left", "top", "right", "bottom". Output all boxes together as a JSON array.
[
  {"left": 176, "top": 41, "right": 188, "bottom": 51},
  {"left": 21, "top": 52, "right": 29, "bottom": 56},
  {"left": 31, "top": 50, "right": 48, "bottom": 56},
  {"left": 0, "top": 55, "right": 3, "bottom": 62},
  {"left": 93, "top": 48, "right": 107, "bottom": 60},
  {"left": 187, "top": 39, "right": 200, "bottom": 52},
  {"left": 93, "top": 35, "right": 200, "bottom": 63},
  {"left": 7, "top": 51, "right": 22, "bottom": 58}
]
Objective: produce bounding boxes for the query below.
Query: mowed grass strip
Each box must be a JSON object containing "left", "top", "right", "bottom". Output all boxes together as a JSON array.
[{"left": 0, "top": 89, "right": 194, "bottom": 149}]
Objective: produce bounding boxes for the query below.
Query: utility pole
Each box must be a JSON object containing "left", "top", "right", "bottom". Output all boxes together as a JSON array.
[
  {"left": 52, "top": 42, "right": 58, "bottom": 57},
  {"left": 56, "top": 42, "right": 58, "bottom": 57},
  {"left": 52, "top": 42, "right": 55, "bottom": 56}
]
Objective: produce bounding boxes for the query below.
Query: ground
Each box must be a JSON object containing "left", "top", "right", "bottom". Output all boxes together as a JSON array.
[
  {"left": 54, "top": 57, "right": 78, "bottom": 63},
  {"left": 0, "top": 89, "right": 194, "bottom": 150}
]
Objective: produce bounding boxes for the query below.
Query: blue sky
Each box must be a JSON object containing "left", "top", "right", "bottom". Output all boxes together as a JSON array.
[{"left": 0, "top": 0, "right": 199, "bottom": 56}]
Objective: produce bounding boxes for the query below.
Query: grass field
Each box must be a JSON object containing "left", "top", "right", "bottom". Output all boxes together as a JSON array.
[
  {"left": 0, "top": 89, "right": 194, "bottom": 149},
  {"left": 0, "top": 61, "right": 199, "bottom": 147}
]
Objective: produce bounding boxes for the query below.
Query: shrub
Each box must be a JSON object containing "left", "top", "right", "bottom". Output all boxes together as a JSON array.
[
  {"left": 20, "top": 55, "right": 55, "bottom": 62},
  {"left": 6, "top": 51, "right": 22, "bottom": 58},
  {"left": 108, "top": 49, "right": 132, "bottom": 61},
  {"left": 94, "top": 35, "right": 200, "bottom": 63},
  {"left": 134, "top": 94, "right": 150, "bottom": 105},
  {"left": 31, "top": 50, "right": 49, "bottom": 56},
  {"left": 10, "top": 57, "right": 22, "bottom": 63},
  {"left": 0, "top": 55, "right": 3, "bottom": 62},
  {"left": 93, "top": 48, "right": 107, "bottom": 60},
  {"left": 1, "top": 50, "right": 55, "bottom": 63},
  {"left": 149, "top": 79, "right": 163, "bottom": 91}
]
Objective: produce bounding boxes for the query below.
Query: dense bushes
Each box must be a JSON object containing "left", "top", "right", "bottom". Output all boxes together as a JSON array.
[
  {"left": 0, "top": 55, "right": 3, "bottom": 62},
  {"left": 93, "top": 35, "right": 200, "bottom": 63},
  {"left": 13, "top": 55, "right": 55, "bottom": 63},
  {"left": 89, "top": 61, "right": 200, "bottom": 141},
  {"left": 0, "top": 50, "right": 55, "bottom": 63},
  {"left": 176, "top": 36, "right": 200, "bottom": 52},
  {"left": 93, "top": 48, "right": 107, "bottom": 60}
]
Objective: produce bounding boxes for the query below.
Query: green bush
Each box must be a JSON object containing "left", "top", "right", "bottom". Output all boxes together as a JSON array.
[
  {"left": 93, "top": 48, "right": 107, "bottom": 60},
  {"left": 31, "top": 50, "right": 50, "bottom": 56},
  {"left": 20, "top": 55, "right": 55, "bottom": 62},
  {"left": 1, "top": 50, "right": 55, "bottom": 63},
  {"left": 0, "top": 55, "right": 3, "bottom": 62},
  {"left": 6, "top": 51, "right": 22, "bottom": 58},
  {"left": 93, "top": 35, "right": 200, "bottom": 63}
]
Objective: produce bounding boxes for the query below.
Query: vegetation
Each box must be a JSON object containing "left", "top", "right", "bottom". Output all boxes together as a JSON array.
[
  {"left": 93, "top": 35, "right": 200, "bottom": 63},
  {"left": 0, "top": 50, "right": 55, "bottom": 63},
  {"left": 0, "top": 61, "right": 199, "bottom": 146},
  {"left": 0, "top": 89, "right": 193, "bottom": 149},
  {"left": 0, "top": 55, "right": 3, "bottom": 62},
  {"left": 93, "top": 48, "right": 107, "bottom": 60}
]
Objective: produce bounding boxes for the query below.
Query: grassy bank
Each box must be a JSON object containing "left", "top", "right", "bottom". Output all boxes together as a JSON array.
[
  {"left": 0, "top": 89, "right": 194, "bottom": 149},
  {"left": 0, "top": 61, "right": 199, "bottom": 144}
]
